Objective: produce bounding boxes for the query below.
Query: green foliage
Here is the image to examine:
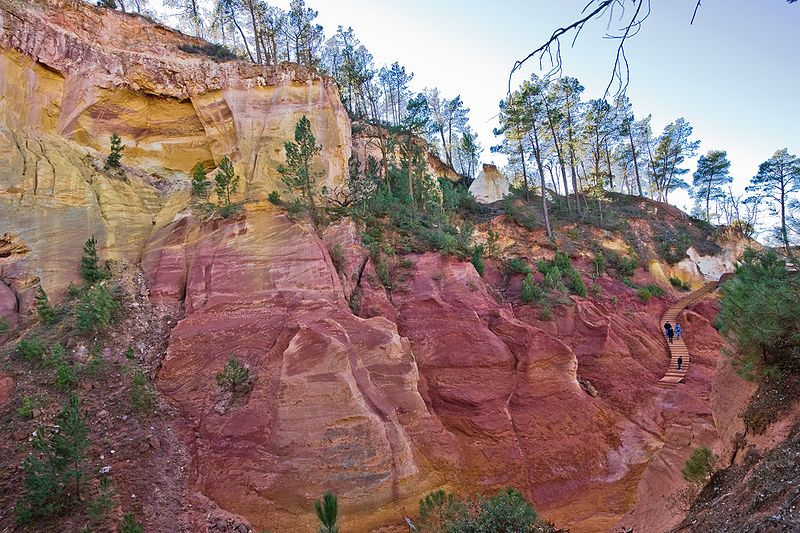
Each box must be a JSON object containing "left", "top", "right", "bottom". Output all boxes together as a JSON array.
[
  {"left": 81, "top": 237, "right": 109, "bottom": 285},
  {"left": 484, "top": 229, "right": 500, "bottom": 258},
  {"left": 313, "top": 491, "right": 339, "bottom": 533},
  {"left": 635, "top": 284, "right": 664, "bottom": 302},
  {"left": 76, "top": 285, "right": 119, "bottom": 333},
  {"left": 17, "top": 395, "right": 48, "bottom": 419},
  {"left": 88, "top": 476, "right": 115, "bottom": 525},
  {"left": 214, "top": 156, "right": 240, "bottom": 207},
  {"left": 119, "top": 513, "right": 144, "bottom": 533},
  {"left": 55, "top": 360, "right": 79, "bottom": 392},
  {"left": 565, "top": 268, "right": 587, "bottom": 297},
  {"left": 501, "top": 200, "right": 538, "bottom": 230},
  {"left": 656, "top": 226, "right": 693, "bottom": 265},
  {"left": 716, "top": 248, "right": 800, "bottom": 379},
  {"left": 417, "top": 490, "right": 467, "bottom": 533},
  {"left": 606, "top": 251, "right": 639, "bottom": 277},
  {"left": 539, "top": 308, "right": 553, "bottom": 321},
  {"left": 471, "top": 245, "right": 485, "bottom": 276},
  {"left": 268, "top": 190, "right": 281, "bottom": 204},
  {"left": 505, "top": 258, "right": 531, "bottom": 276},
  {"left": 278, "top": 116, "right": 323, "bottom": 225},
  {"left": 416, "top": 487, "right": 554, "bottom": 533},
  {"left": 681, "top": 446, "right": 717, "bottom": 486},
  {"left": 17, "top": 336, "right": 46, "bottom": 362},
  {"left": 0, "top": 316, "right": 9, "bottom": 335},
  {"left": 669, "top": 276, "right": 691, "bottom": 290},
  {"left": 592, "top": 251, "right": 606, "bottom": 277},
  {"left": 348, "top": 287, "right": 362, "bottom": 315},
  {"left": 130, "top": 367, "right": 156, "bottom": 414},
  {"left": 521, "top": 274, "right": 544, "bottom": 305},
  {"left": 105, "top": 133, "right": 124, "bottom": 169},
  {"left": 178, "top": 42, "right": 237, "bottom": 60},
  {"left": 216, "top": 357, "right": 252, "bottom": 394},
  {"left": 43, "top": 342, "right": 66, "bottom": 368},
  {"left": 15, "top": 393, "right": 90, "bottom": 523},
  {"left": 36, "top": 286, "right": 58, "bottom": 325},
  {"left": 541, "top": 266, "right": 566, "bottom": 292},
  {"left": 590, "top": 284, "right": 602, "bottom": 299},
  {"left": 191, "top": 163, "right": 210, "bottom": 197},
  {"left": 66, "top": 283, "right": 82, "bottom": 300}
]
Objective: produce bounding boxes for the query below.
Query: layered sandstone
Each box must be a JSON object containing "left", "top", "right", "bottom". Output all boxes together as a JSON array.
[
  {"left": 469, "top": 163, "right": 509, "bottom": 203},
  {"left": 0, "top": 0, "right": 350, "bottom": 305}
]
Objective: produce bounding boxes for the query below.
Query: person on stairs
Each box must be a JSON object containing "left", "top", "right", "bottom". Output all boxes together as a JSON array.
[
  {"left": 664, "top": 321, "right": 672, "bottom": 339},
  {"left": 677, "top": 355, "right": 683, "bottom": 371},
  {"left": 675, "top": 322, "right": 682, "bottom": 340},
  {"left": 666, "top": 324, "right": 674, "bottom": 344}
]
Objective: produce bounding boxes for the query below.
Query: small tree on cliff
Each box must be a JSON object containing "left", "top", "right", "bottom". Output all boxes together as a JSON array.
[
  {"left": 214, "top": 156, "right": 240, "bottom": 207},
  {"left": 215, "top": 357, "right": 252, "bottom": 394},
  {"left": 35, "top": 286, "right": 57, "bottom": 325},
  {"left": 313, "top": 491, "right": 339, "bottom": 533},
  {"left": 278, "top": 115, "right": 323, "bottom": 226},
  {"left": 80, "top": 236, "right": 109, "bottom": 285},
  {"left": 105, "top": 133, "right": 124, "bottom": 169},
  {"left": 191, "top": 163, "right": 211, "bottom": 198}
]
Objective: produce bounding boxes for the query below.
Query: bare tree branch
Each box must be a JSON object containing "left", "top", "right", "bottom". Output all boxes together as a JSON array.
[{"left": 690, "top": 1, "right": 702, "bottom": 25}]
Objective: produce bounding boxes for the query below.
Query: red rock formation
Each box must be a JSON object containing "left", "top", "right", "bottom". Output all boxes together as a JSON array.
[
  {"left": 0, "top": 373, "right": 13, "bottom": 408},
  {"left": 144, "top": 211, "right": 731, "bottom": 532}
]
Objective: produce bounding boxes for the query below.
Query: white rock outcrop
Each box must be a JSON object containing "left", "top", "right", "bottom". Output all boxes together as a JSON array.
[{"left": 469, "top": 164, "right": 509, "bottom": 203}]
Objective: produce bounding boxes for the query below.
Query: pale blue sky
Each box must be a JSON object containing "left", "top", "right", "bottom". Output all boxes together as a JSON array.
[{"left": 264, "top": 0, "right": 799, "bottom": 210}]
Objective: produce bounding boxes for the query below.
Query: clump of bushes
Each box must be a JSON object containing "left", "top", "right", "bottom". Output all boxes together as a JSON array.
[
  {"left": 417, "top": 487, "right": 557, "bottom": 532},
  {"left": 605, "top": 250, "right": 639, "bottom": 277},
  {"left": 129, "top": 367, "right": 156, "bottom": 414},
  {"left": 471, "top": 245, "right": 485, "bottom": 276},
  {"left": 178, "top": 42, "right": 237, "bottom": 61},
  {"left": 76, "top": 285, "right": 120, "bottom": 333},
  {"left": 669, "top": 276, "right": 691, "bottom": 290},
  {"left": 635, "top": 283, "right": 666, "bottom": 302},
  {"left": 537, "top": 251, "right": 585, "bottom": 297},
  {"left": 505, "top": 257, "right": 531, "bottom": 276},
  {"left": 17, "top": 336, "right": 46, "bottom": 362},
  {"left": 682, "top": 446, "right": 717, "bottom": 486}
]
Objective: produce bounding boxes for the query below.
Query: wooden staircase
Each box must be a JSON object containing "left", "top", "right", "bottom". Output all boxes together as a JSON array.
[{"left": 658, "top": 281, "right": 719, "bottom": 386}]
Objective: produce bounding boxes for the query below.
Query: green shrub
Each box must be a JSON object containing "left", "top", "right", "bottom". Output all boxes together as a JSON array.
[
  {"left": 43, "top": 342, "right": 66, "bottom": 368},
  {"left": 643, "top": 283, "right": 665, "bottom": 298},
  {"left": 348, "top": 287, "right": 361, "bottom": 315},
  {"left": 471, "top": 245, "right": 485, "bottom": 276},
  {"left": 104, "top": 133, "right": 124, "bottom": 169},
  {"left": 636, "top": 286, "right": 653, "bottom": 302},
  {"left": 539, "top": 308, "right": 553, "bottom": 321},
  {"left": 417, "top": 490, "right": 467, "bottom": 533},
  {"left": 88, "top": 476, "right": 115, "bottom": 525},
  {"left": 592, "top": 251, "right": 606, "bottom": 277},
  {"left": 542, "top": 266, "right": 566, "bottom": 292},
  {"left": 36, "top": 286, "right": 58, "bottom": 325},
  {"left": 268, "top": 190, "right": 281, "bottom": 204},
  {"left": 215, "top": 156, "right": 240, "bottom": 207},
  {"left": 118, "top": 513, "right": 145, "bottom": 533},
  {"left": 17, "top": 337, "right": 46, "bottom": 362},
  {"left": 130, "top": 367, "right": 156, "bottom": 414},
  {"left": 55, "top": 361, "right": 79, "bottom": 392},
  {"left": 178, "top": 42, "right": 237, "bottom": 61},
  {"left": 682, "top": 446, "right": 717, "bottom": 486},
  {"left": 521, "top": 274, "right": 544, "bottom": 304},
  {"left": 216, "top": 357, "right": 252, "bottom": 394},
  {"left": 669, "top": 276, "right": 691, "bottom": 290},
  {"left": 66, "top": 283, "right": 82, "bottom": 300},
  {"left": 565, "top": 269, "right": 587, "bottom": 297},
  {"left": 505, "top": 258, "right": 531, "bottom": 275},
  {"left": 17, "top": 395, "right": 48, "bottom": 419},
  {"left": 313, "top": 491, "right": 339, "bottom": 533},
  {"left": 15, "top": 394, "right": 89, "bottom": 524},
  {"left": 553, "top": 251, "right": 572, "bottom": 271},
  {"left": 76, "top": 285, "right": 119, "bottom": 333},
  {"left": 0, "top": 317, "right": 9, "bottom": 335},
  {"left": 590, "top": 284, "right": 602, "bottom": 298}
]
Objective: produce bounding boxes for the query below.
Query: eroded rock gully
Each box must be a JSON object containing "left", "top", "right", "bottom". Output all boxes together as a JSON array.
[{"left": 142, "top": 212, "right": 742, "bottom": 532}]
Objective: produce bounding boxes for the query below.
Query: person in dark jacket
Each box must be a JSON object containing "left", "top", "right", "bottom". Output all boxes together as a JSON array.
[
  {"left": 677, "top": 355, "right": 683, "bottom": 370},
  {"left": 667, "top": 325, "right": 674, "bottom": 344},
  {"left": 664, "top": 322, "right": 672, "bottom": 338}
]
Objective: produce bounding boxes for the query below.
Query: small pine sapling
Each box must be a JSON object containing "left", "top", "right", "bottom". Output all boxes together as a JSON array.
[
  {"left": 105, "top": 133, "right": 124, "bottom": 169},
  {"left": 191, "top": 163, "right": 210, "bottom": 197},
  {"left": 36, "top": 286, "right": 58, "bottom": 325},
  {"left": 215, "top": 357, "right": 252, "bottom": 394},
  {"left": 81, "top": 237, "right": 109, "bottom": 284},
  {"left": 314, "top": 491, "right": 339, "bottom": 533}
]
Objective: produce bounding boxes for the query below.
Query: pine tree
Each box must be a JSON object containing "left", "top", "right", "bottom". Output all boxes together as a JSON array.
[
  {"left": 692, "top": 150, "right": 732, "bottom": 222},
  {"left": 15, "top": 393, "right": 90, "bottom": 523},
  {"left": 191, "top": 163, "right": 211, "bottom": 198},
  {"left": 214, "top": 156, "right": 240, "bottom": 206},
  {"left": 35, "top": 286, "right": 57, "bottom": 325},
  {"left": 105, "top": 133, "right": 124, "bottom": 169},
  {"left": 215, "top": 357, "right": 251, "bottom": 394},
  {"left": 314, "top": 491, "right": 339, "bottom": 533},
  {"left": 80, "top": 236, "right": 108, "bottom": 285},
  {"left": 278, "top": 115, "right": 323, "bottom": 224},
  {"left": 746, "top": 149, "right": 800, "bottom": 254}
]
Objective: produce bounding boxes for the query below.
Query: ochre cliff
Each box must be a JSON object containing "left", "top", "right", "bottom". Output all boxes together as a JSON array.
[{"left": 0, "top": 0, "right": 349, "bottom": 307}]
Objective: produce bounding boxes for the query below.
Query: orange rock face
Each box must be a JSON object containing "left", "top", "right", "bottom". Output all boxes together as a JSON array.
[{"left": 144, "top": 212, "right": 729, "bottom": 532}]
